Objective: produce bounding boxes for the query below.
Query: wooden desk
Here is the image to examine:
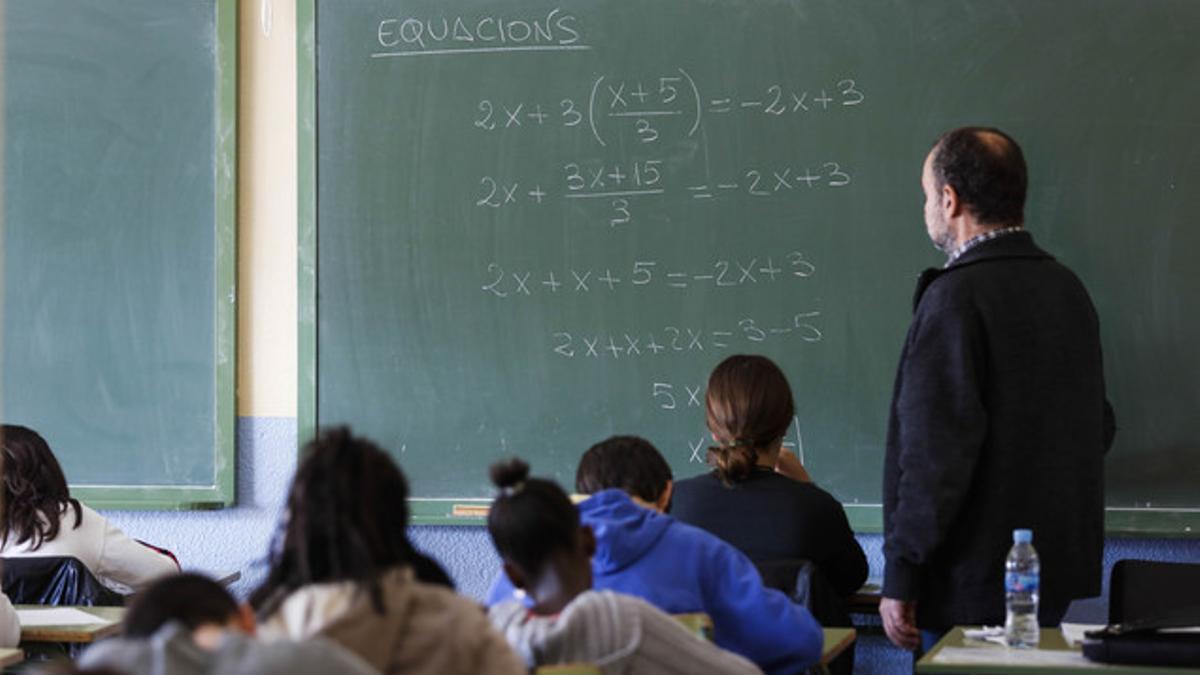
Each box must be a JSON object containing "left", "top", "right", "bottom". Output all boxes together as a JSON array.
[
  {"left": 917, "top": 627, "right": 1200, "bottom": 674},
  {"left": 16, "top": 605, "right": 124, "bottom": 644},
  {"left": 847, "top": 581, "right": 882, "bottom": 615},
  {"left": 0, "top": 648, "right": 24, "bottom": 668},
  {"left": 821, "top": 627, "right": 856, "bottom": 665},
  {"left": 673, "top": 612, "right": 715, "bottom": 641},
  {"left": 675, "top": 613, "right": 854, "bottom": 670}
]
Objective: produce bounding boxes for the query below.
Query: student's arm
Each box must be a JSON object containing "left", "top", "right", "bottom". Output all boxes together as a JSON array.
[
  {"left": 700, "top": 541, "right": 823, "bottom": 671},
  {"left": 883, "top": 303, "right": 987, "bottom": 604},
  {"left": 0, "top": 592, "right": 19, "bottom": 648},
  {"left": 820, "top": 497, "right": 869, "bottom": 597},
  {"left": 774, "top": 448, "right": 812, "bottom": 483},
  {"left": 634, "top": 599, "right": 763, "bottom": 675},
  {"left": 96, "top": 517, "right": 180, "bottom": 592}
]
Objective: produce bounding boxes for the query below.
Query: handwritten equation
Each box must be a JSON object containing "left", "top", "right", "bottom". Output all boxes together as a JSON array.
[
  {"left": 474, "top": 74, "right": 865, "bottom": 146},
  {"left": 550, "top": 311, "right": 822, "bottom": 360},
  {"left": 481, "top": 252, "right": 816, "bottom": 298},
  {"left": 477, "top": 160, "right": 851, "bottom": 225}
]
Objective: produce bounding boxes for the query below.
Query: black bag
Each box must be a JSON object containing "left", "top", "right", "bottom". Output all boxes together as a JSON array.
[
  {"left": 1, "top": 556, "right": 125, "bottom": 606},
  {"left": 1083, "top": 609, "right": 1200, "bottom": 668}
]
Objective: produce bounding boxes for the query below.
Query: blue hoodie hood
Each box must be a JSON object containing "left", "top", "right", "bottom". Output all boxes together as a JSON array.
[{"left": 578, "top": 489, "right": 671, "bottom": 575}]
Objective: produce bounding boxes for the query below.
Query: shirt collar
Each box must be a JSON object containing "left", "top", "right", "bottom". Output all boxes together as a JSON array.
[{"left": 945, "top": 225, "right": 1024, "bottom": 267}]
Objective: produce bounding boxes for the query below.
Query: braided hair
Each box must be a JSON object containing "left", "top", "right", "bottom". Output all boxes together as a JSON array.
[{"left": 250, "top": 426, "right": 420, "bottom": 614}]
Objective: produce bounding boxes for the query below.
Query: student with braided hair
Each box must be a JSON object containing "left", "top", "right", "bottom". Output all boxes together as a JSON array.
[
  {"left": 485, "top": 457, "right": 761, "bottom": 675},
  {"left": 670, "top": 355, "right": 867, "bottom": 598},
  {"left": 251, "top": 426, "right": 524, "bottom": 675}
]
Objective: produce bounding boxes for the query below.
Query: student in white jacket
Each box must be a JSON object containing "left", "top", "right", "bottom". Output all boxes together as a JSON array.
[
  {"left": 0, "top": 591, "right": 19, "bottom": 647},
  {"left": 0, "top": 425, "right": 178, "bottom": 595}
]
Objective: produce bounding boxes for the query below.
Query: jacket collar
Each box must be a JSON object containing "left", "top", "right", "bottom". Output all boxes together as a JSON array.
[{"left": 913, "top": 231, "right": 1052, "bottom": 310}]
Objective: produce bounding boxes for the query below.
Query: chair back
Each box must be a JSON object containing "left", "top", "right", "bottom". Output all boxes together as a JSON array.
[
  {"left": 1109, "top": 559, "right": 1200, "bottom": 626},
  {"left": 756, "top": 558, "right": 852, "bottom": 675},
  {"left": 1, "top": 556, "right": 125, "bottom": 606},
  {"left": 755, "top": 558, "right": 852, "bottom": 627}
]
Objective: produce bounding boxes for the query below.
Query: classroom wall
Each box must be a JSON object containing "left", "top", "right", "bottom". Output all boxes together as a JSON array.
[{"left": 94, "top": 1, "right": 1199, "bottom": 672}]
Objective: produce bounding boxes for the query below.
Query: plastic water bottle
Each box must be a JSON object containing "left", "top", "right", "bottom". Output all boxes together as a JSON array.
[{"left": 1004, "top": 528, "right": 1040, "bottom": 648}]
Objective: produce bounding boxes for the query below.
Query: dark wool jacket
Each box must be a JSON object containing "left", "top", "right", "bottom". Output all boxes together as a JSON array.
[{"left": 882, "top": 231, "right": 1115, "bottom": 629}]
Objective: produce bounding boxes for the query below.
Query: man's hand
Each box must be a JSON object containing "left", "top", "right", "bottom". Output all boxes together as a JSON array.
[{"left": 880, "top": 597, "right": 920, "bottom": 650}]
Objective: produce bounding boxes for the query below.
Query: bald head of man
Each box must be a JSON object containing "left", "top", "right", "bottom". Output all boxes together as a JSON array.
[{"left": 921, "top": 127, "right": 1027, "bottom": 253}]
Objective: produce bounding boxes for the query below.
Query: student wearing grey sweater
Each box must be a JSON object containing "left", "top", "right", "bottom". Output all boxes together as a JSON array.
[{"left": 78, "top": 574, "right": 377, "bottom": 675}]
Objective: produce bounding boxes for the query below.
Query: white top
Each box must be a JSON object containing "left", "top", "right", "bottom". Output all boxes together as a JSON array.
[
  {"left": 0, "top": 503, "right": 178, "bottom": 595},
  {"left": 489, "top": 590, "right": 762, "bottom": 675},
  {"left": 0, "top": 593, "right": 18, "bottom": 648}
]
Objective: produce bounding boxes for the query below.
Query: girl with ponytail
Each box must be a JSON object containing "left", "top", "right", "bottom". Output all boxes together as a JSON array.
[{"left": 671, "top": 355, "right": 869, "bottom": 598}]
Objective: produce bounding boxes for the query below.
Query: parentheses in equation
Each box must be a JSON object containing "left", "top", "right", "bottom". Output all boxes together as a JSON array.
[
  {"left": 677, "top": 67, "right": 702, "bottom": 137},
  {"left": 588, "top": 75, "right": 607, "bottom": 147}
]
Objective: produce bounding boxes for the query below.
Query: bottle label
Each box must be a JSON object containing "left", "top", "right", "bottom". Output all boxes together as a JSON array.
[{"left": 1006, "top": 572, "right": 1039, "bottom": 593}]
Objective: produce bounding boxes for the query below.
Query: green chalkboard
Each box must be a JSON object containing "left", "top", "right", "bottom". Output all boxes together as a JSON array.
[
  {"left": 300, "top": 0, "right": 1200, "bottom": 533},
  {"left": 1, "top": 0, "right": 236, "bottom": 508}
]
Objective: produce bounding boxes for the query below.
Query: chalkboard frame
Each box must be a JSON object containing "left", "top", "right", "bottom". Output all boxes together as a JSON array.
[
  {"left": 296, "top": 0, "right": 1199, "bottom": 536},
  {"left": 33, "top": 0, "right": 238, "bottom": 510}
]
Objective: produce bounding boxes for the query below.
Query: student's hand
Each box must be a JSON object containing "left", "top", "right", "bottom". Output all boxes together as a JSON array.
[
  {"left": 774, "top": 448, "right": 813, "bottom": 483},
  {"left": 880, "top": 597, "right": 920, "bottom": 650}
]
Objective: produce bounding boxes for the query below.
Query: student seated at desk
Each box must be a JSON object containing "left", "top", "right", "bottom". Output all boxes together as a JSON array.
[
  {"left": 0, "top": 425, "right": 178, "bottom": 594},
  {"left": 250, "top": 427, "right": 525, "bottom": 675},
  {"left": 669, "top": 355, "right": 868, "bottom": 598},
  {"left": 488, "top": 436, "right": 822, "bottom": 675},
  {"left": 485, "top": 458, "right": 761, "bottom": 675},
  {"left": 77, "top": 573, "right": 376, "bottom": 675}
]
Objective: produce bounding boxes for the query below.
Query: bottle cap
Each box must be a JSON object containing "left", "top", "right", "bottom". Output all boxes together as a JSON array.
[{"left": 1013, "top": 528, "right": 1033, "bottom": 544}]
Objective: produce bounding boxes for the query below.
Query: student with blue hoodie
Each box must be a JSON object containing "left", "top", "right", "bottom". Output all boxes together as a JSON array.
[{"left": 487, "top": 436, "right": 823, "bottom": 675}]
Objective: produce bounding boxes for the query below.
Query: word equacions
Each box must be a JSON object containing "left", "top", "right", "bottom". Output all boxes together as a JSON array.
[{"left": 377, "top": 9, "right": 582, "bottom": 51}]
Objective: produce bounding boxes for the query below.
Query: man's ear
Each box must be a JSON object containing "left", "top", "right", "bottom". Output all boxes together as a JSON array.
[
  {"left": 655, "top": 480, "right": 674, "bottom": 513},
  {"left": 236, "top": 603, "right": 257, "bottom": 636},
  {"left": 503, "top": 561, "right": 530, "bottom": 591},
  {"left": 579, "top": 525, "right": 597, "bottom": 558},
  {"left": 942, "top": 183, "right": 962, "bottom": 218}
]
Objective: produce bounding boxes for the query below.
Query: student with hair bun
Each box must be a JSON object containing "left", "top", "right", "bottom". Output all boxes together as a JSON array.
[
  {"left": 670, "top": 355, "right": 867, "bottom": 597},
  {"left": 486, "top": 457, "right": 761, "bottom": 675},
  {"left": 489, "top": 436, "right": 823, "bottom": 675}
]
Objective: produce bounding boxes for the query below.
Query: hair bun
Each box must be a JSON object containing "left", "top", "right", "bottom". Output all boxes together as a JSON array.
[
  {"left": 489, "top": 458, "right": 531, "bottom": 490},
  {"left": 706, "top": 442, "right": 757, "bottom": 485}
]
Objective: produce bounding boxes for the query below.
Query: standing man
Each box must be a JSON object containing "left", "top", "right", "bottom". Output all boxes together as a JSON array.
[{"left": 880, "top": 128, "right": 1115, "bottom": 651}]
